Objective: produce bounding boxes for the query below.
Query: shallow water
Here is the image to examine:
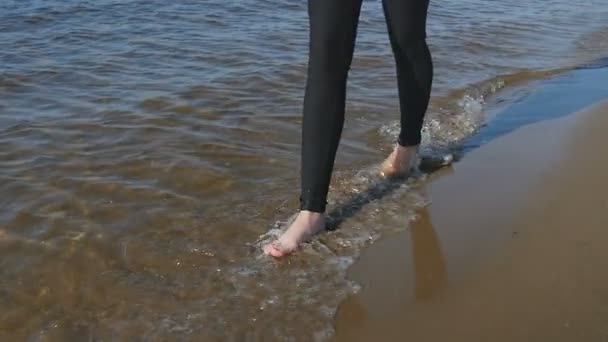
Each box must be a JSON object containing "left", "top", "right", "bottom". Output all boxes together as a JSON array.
[{"left": 1, "top": 0, "right": 607, "bottom": 340}]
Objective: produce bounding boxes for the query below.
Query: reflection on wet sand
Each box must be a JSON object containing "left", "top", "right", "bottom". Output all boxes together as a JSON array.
[
  {"left": 330, "top": 203, "right": 448, "bottom": 342},
  {"left": 411, "top": 208, "right": 447, "bottom": 301}
]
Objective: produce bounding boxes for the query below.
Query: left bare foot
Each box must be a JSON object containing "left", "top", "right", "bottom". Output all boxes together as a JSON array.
[
  {"left": 380, "top": 144, "right": 419, "bottom": 178},
  {"left": 263, "top": 211, "right": 326, "bottom": 258}
]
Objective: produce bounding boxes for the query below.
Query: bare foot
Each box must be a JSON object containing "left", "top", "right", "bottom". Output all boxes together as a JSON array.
[
  {"left": 263, "top": 211, "right": 326, "bottom": 258},
  {"left": 380, "top": 144, "right": 419, "bottom": 178}
]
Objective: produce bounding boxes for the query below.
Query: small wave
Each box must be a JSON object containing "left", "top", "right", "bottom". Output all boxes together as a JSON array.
[
  {"left": 0, "top": 73, "right": 31, "bottom": 91},
  {"left": 380, "top": 67, "right": 571, "bottom": 156}
]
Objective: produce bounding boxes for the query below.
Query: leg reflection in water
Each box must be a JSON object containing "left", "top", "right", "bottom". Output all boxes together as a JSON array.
[{"left": 411, "top": 207, "right": 447, "bottom": 300}]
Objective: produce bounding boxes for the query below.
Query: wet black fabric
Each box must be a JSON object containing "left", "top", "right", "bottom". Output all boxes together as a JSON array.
[{"left": 300, "top": 0, "right": 433, "bottom": 212}]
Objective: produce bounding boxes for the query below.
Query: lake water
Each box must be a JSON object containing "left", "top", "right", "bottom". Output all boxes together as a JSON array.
[{"left": 1, "top": 0, "right": 607, "bottom": 340}]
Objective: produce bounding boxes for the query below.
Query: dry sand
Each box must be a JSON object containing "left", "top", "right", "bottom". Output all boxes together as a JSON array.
[{"left": 332, "top": 100, "right": 608, "bottom": 342}]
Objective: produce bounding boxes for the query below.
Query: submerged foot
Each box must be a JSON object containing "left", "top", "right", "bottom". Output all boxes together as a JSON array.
[
  {"left": 380, "top": 144, "right": 419, "bottom": 178},
  {"left": 263, "top": 211, "right": 326, "bottom": 258}
]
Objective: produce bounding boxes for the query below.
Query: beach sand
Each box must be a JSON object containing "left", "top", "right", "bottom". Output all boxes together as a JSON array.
[{"left": 332, "top": 100, "right": 608, "bottom": 342}]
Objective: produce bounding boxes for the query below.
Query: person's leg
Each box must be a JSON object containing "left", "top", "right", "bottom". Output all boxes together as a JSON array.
[
  {"left": 380, "top": 0, "right": 433, "bottom": 177},
  {"left": 264, "top": 0, "right": 363, "bottom": 257},
  {"left": 300, "top": 0, "right": 364, "bottom": 212}
]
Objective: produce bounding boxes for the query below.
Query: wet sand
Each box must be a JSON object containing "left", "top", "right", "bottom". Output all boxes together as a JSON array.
[{"left": 333, "top": 100, "right": 608, "bottom": 341}]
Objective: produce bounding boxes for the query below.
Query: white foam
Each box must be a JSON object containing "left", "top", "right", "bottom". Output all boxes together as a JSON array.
[{"left": 379, "top": 79, "right": 507, "bottom": 152}]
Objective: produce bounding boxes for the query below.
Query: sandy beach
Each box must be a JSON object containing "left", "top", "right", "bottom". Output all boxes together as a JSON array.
[{"left": 332, "top": 99, "right": 608, "bottom": 341}]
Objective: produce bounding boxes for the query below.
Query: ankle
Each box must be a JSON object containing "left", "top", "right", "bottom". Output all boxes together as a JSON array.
[
  {"left": 395, "top": 144, "right": 419, "bottom": 153},
  {"left": 298, "top": 210, "right": 325, "bottom": 220}
]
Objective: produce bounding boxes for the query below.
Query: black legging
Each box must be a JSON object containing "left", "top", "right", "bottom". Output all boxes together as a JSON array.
[{"left": 299, "top": 0, "right": 433, "bottom": 213}]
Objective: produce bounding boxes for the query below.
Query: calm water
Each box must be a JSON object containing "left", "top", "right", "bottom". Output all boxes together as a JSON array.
[{"left": 1, "top": 0, "right": 607, "bottom": 340}]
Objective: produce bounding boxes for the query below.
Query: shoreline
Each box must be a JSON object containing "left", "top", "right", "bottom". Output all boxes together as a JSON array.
[{"left": 331, "top": 93, "right": 608, "bottom": 340}]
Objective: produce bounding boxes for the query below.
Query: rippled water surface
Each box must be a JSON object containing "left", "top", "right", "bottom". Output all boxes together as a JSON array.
[{"left": 1, "top": 0, "right": 607, "bottom": 340}]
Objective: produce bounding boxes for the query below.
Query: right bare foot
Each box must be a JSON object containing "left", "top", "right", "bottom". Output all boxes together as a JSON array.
[
  {"left": 263, "top": 211, "right": 326, "bottom": 258},
  {"left": 380, "top": 144, "right": 419, "bottom": 178}
]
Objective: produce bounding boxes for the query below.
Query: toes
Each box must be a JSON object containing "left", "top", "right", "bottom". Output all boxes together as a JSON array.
[
  {"left": 380, "top": 163, "right": 395, "bottom": 178},
  {"left": 263, "top": 242, "right": 289, "bottom": 258},
  {"left": 380, "top": 166, "right": 399, "bottom": 178}
]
